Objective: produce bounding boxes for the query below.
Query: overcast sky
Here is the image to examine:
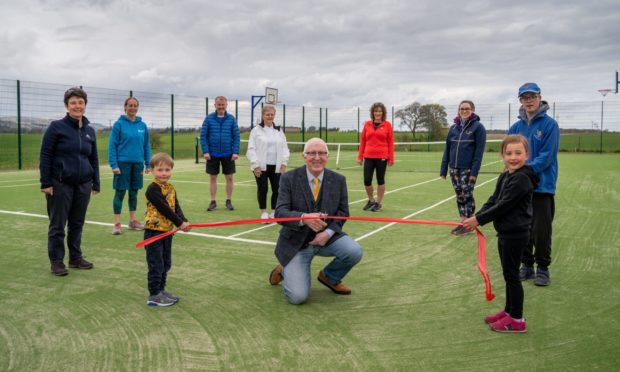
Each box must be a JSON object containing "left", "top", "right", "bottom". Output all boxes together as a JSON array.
[{"left": 1, "top": 0, "right": 619, "bottom": 108}]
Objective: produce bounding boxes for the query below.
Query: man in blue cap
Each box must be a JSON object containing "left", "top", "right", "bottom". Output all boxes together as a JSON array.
[{"left": 508, "top": 82, "right": 560, "bottom": 286}]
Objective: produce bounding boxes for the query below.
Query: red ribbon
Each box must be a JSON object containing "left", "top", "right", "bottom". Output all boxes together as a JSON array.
[{"left": 136, "top": 216, "right": 495, "bottom": 301}]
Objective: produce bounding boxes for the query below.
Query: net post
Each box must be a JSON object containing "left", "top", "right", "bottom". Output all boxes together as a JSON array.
[{"left": 336, "top": 143, "right": 341, "bottom": 167}]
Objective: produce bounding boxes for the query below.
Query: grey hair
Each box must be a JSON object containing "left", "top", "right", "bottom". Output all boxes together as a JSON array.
[{"left": 303, "top": 137, "right": 329, "bottom": 154}]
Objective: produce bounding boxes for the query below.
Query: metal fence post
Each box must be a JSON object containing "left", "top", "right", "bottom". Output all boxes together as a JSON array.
[
  {"left": 319, "top": 107, "right": 323, "bottom": 139},
  {"left": 391, "top": 105, "right": 394, "bottom": 124},
  {"left": 171, "top": 94, "right": 175, "bottom": 158},
  {"left": 282, "top": 104, "right": 286, "bottom": 132},
  {"left": 17, "top": 80, "right": 22, "bottom": 170},
  {"left": 600, "top": 100, "right": 604, "bottom": 154},
  {"left": 357, "top": 107, "right": 360, "bottom": 144},
  {"left": 302, "top": 106, "right": 305, "bottom": 143},
  {"left": 508, "top": 103, "right": 511, "bottom": 130},
  {"left": 205, "top": 97, "right": 209, "bottom": 115},
  {"left": 325, "top": 108, "right": 328, "bottom": 143},
  {"left": 235, "top": 99, "right": 238, "bottom": 120}
]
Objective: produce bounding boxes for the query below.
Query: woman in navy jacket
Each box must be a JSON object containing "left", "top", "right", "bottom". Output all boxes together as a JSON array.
[
  {"left": 440, "top": 100, "right": 486, "bottom": 235},
  {"left": 40, "top": 87, "right": 100, "bottom": 276}
]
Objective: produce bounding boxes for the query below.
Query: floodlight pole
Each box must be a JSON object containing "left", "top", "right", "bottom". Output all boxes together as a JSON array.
[{"left": 251, "top": 95, "right": 265, "bottom": 129}]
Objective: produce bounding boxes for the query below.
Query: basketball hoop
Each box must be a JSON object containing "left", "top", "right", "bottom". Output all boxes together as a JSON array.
[
  {"left": 598, "top": 89, "right": 613, "bottom": 97},
  {"left": 265, "top": 87, "right": 278, "bottom": 104}
]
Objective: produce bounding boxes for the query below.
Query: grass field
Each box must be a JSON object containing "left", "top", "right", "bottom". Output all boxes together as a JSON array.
[{"left": 0, "top": 151, "right": 619, "bottom": 371}]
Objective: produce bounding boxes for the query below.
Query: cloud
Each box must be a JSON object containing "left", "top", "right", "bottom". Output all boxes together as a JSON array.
[{"left": 0, "top": 0, "right": 618, "bottom": 109}]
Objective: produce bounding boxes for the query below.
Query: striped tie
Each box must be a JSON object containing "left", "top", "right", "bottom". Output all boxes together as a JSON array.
[{"left": 313, "top": 177, "right": 320, "bottom": 201}]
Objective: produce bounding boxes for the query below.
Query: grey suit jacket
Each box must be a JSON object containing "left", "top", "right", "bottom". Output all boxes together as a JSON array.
[{"left": 274, "top": 165, "right": 350, "bottom": 266}]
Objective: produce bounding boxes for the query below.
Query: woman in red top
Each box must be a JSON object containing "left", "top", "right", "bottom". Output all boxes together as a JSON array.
[{"left": 357, "top": 102, "right": 394, "bottom": 211}]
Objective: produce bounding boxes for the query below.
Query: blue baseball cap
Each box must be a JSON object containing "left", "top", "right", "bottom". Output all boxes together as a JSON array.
[{"left": 518, "top": 82, "right": 541, "bottom": 97}]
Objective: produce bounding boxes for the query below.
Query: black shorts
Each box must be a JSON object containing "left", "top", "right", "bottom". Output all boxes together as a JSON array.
[{"left": 206, "top": 156, "right": 236, "bottom": 175}]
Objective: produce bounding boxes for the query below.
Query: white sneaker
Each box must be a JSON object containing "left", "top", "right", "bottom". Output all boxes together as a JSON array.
[
  {"left": 261, "top": 212, "right": 269, "bottom": 223},
  {"left": 269, "top": 211, "right": 275, "bottom": 219}
]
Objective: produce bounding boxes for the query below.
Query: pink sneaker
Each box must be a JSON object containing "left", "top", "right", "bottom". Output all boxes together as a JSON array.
[
  {"left": 484, "top": 310, "right": 508, "bottom": 324},
  {"left": 489, "top": 315, "right": 526, "bottom": 333}
]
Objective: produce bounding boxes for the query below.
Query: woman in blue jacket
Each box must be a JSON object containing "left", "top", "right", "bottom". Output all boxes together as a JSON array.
[
  {"left": 440, "top": 100, "right": 487, "bottom": 235},
  {"left": 108, "top": 97, "right": 151, "bottom": 235},
  {"left": 40, "top": 87, "right": 100, "bottom": 276}
]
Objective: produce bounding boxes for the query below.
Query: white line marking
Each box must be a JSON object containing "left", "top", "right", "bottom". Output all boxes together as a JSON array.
[
  {"left": 0, "top": 209, "right": 275, "bottom": 246},
  {"left": 353, "top": 176, "right": 498, "bottom": 242}
]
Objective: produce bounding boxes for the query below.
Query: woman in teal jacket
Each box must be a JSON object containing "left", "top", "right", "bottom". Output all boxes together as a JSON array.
[{"left": 108, "top": 97, "right": 151, "bottom": 235}]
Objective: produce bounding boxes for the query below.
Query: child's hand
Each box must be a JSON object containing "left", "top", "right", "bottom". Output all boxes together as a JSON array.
[
  {"left": 461, "top": 217, "right": 479, "bottom": 231},
  {"left": 179, "top": 222, "right": 191, "bottom": 232}
]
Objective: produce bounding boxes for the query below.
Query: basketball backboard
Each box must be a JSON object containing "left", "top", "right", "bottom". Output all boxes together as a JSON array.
[{"left": 265, "top": 87, "right": 278, "bottom": 104}]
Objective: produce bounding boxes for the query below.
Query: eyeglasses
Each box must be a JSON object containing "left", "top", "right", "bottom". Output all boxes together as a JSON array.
[
  {"left": 459, "top": 107, "right": 472, "bottom": 111},
  {"left": 520, "top": 95, "right": 539, "bottom": 102},
  {"left": 304, "top": 151, "right": 329, "bottom": 158}
]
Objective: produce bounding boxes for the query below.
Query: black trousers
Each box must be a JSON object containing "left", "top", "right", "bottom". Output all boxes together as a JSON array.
[
  {"left": 522, "top": 193, "right": 555, "bottom": 268},
  {"left": 498, "top": 236, "right": 528, "bottom": 319},
  {"left": 46, "top": 180, "right": 92, "bottom": 263},
  {"left": 144, "top": 229, "right": 173, "bottom": 295},
  {"left": 255, "top": 164, "right": 280, "bottom": 210}
]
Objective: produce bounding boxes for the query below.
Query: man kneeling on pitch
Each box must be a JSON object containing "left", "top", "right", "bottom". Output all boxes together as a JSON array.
[{"left": 268, "top": 138, "right": 363, "bottom": 304}]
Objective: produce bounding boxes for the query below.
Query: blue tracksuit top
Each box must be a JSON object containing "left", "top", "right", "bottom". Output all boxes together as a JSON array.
[
  {"left": 108, "top": 115, "right": 151, "bottom": 170},
  {"left": 200, "top": 112, "right": 240, "bottom": 157},
  {"left": 440, "top": 114, "right": 487, "bottom": 177},
  {"left": 508, "top": 101, "right": 559, "bottom": 194},
  {"left": 39, "top": 114, "right": 100, "bottom": 191}
]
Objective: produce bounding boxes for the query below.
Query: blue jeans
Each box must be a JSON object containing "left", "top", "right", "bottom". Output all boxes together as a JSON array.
[{"left": 282, "top": 235, "right": 363, "bottom": 305}]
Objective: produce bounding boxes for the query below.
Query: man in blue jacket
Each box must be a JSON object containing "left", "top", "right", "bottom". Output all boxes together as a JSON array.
[
  {"left": 508, "top": 82, "right": 560, "bottom": 286},
  {"left": 200, "top": 96, "right": 240, "bottom": 211}
]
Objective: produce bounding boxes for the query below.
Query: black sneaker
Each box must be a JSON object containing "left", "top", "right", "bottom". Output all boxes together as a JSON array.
[
  {"left": 534, "top": 268, "right": 550, "bottom": 286},
  {"left": 207, "top": 200, "right": 217, "bottom": 211},
  {"left": 519, "top": 265, "right": 535, "bottom": 281},
  {"left": 452, "top": 225, "right": 472, "bottom": 236},
  {"left": 51, "top": 262, "right": 68, "bottom": 276},
  {"left": 225, "top": 199, "right": 234, "bottom": 210},
  {"left": 370, "top": 202, "right": 382, "bottom": 212},
  {"left": 363, "top": 200, "right": 376, "bottom": 211}
]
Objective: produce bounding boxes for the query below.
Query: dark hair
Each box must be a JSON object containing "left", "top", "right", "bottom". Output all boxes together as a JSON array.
[
  {"left": 458, "top": 100, "right": 475, "bottom": 112},
  {"left": 370, "top": 102, "right": 387, "bottom": 121},
  {"left": 63, "top": 87, "right": 88, "bottom": 105},
  {"left": 150, "top": 152, "right": 174, "bottom": 168},
  {"left": 124, "top": 97, "right": 139, "bottom": 107},
  {"left": 501, "top": 134, "right": 529, "bottom": 155}
]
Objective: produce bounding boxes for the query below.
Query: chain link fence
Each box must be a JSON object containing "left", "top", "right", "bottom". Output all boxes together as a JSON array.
[{"left": 1, "top": 78, "right": 619, "bottom": 170}]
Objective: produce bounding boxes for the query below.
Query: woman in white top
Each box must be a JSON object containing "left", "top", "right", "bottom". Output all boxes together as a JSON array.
[{"left": 246, "top": 105, "right": 290, "bottom": 221}]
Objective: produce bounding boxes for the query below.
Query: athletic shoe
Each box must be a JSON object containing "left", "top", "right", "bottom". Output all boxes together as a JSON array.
[
  {"left": 450, "top": 226, "right": 462, "bottom": 235},
  {"left": 161, "top": 290, "right": 180, "bottom": 303},
  {"left": 484, "top": 310, "right": 508, "bottom": 324},
  {"left": 207, "top": 200, "right": 217, "bottom": 211},
  {"left": 261, "top": 212, "right": 269, "bottom": 223},
  {"left": 225, "top": 199, "right": 234, "bottom": 210},
  {"left": 452, "top": 226, "right": 472, "bottom": 236},
  {"left": 128, "top": 220, "right": 145, "bottom": 230},
  {"left": 519, "top": 265, "right": 535, "bottom": 281},
  {"left": 51, "top": 262, "right": 68, "bottom": 276},
  {"left": 370, "top": 202, "right": 382, "bottom": 212},
  {"left": 69, "top": 257, "right": 93, "bottom": 269},
  {"left": 489, "top": 315, "right": 526, "bottom": 333},
  {"left": 268, "top": 211, "right": 275, "bottom": 219},
  {"left": 534, "top": 268, "right": 550, "bottom": 286},
  {"left": 112, "top": 223, "right": 122, "bottom": 235},
  {"left": 146, "top": 292, "right": 176, "bottom": 307},
  {"left": 363, "top": 200, "right": 376, "bottom": 211}
]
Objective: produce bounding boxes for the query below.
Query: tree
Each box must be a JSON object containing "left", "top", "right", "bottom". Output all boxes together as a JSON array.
[
  {"left": 395, "top": 102, "right": 423, "bottom": 138},
  {"left": 420, "top": 103, "right": 449, "bottom": 140},
  {"left": 395, "top": 101, "right": 449, "bottom": 140}
]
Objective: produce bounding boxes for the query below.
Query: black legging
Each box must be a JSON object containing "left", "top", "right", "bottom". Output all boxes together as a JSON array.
[
  {"left": 363, "top": 158, "right": 388, "bottom": 186},
  {"left": 498, "top": 236, "right": 528, "bottom": 319},
  {"left": 255, "top": 164, "right": 281, "bottom": 209}
]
